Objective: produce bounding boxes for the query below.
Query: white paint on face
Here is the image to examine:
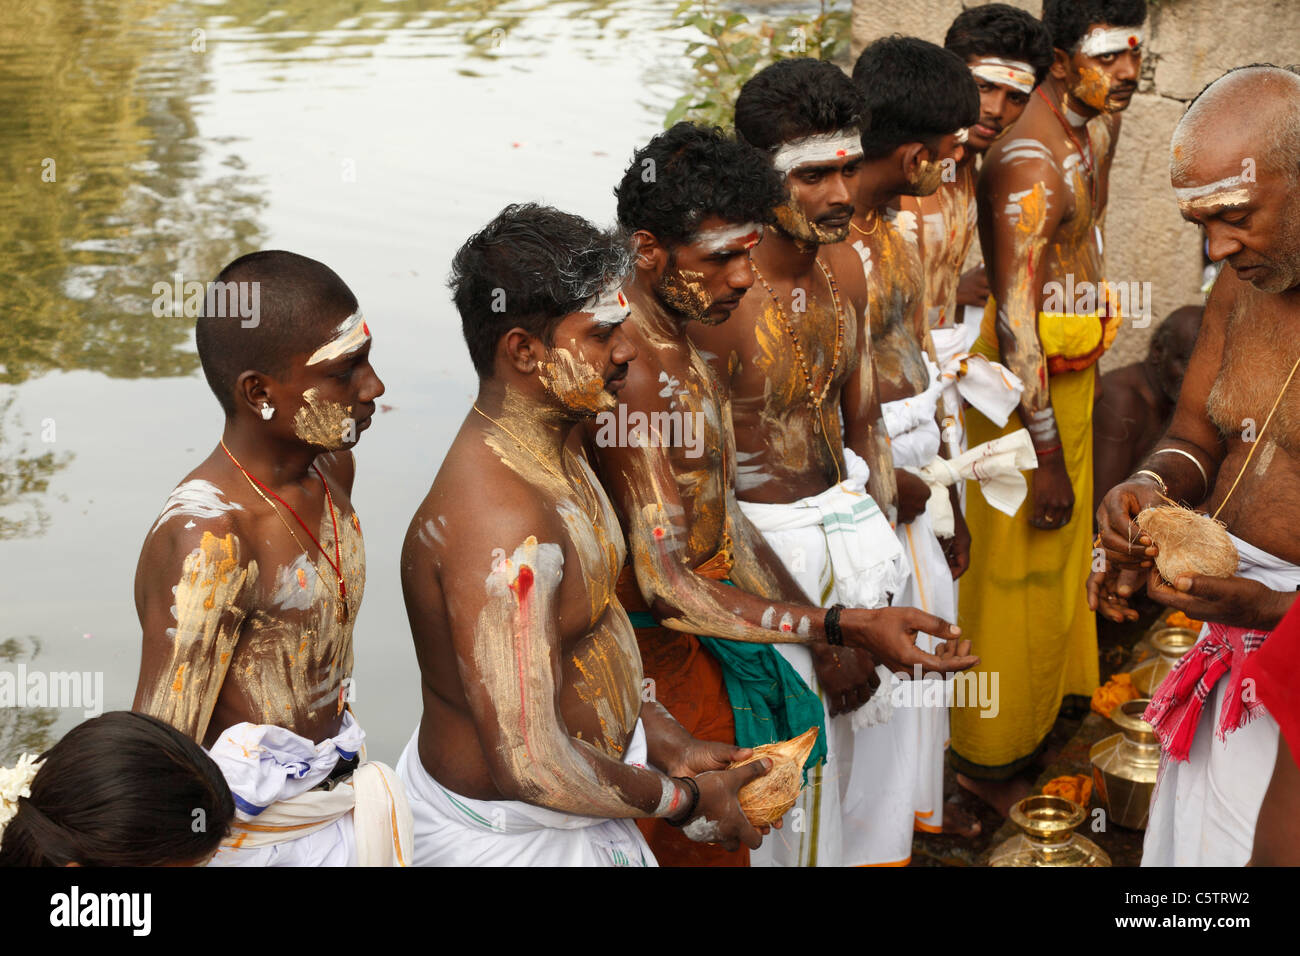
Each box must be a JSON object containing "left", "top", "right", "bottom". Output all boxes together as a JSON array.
[
  {"left": 694, "top": 221, "right": 763, "bottom": 253},
  {"left": 583, "top": 282, "right": 631, "bottom": 327},
  {"left": 1076, "top": 26, "right": 1143, "bottom": 59},
  {"left": 306, "top": 310, "right": 369, "bottom": 366},
  {"left": 1174, "top": 176, "right": 1252, "bottom": 210},
  {"left": 151, "top": 480, "right": 244, "bottom": 536},
  {"left": 772, "top": 127, "right": 863, "bottom": 175},
  {"left": 970, "top": 58, "right": 1035, "bottom": 95}
]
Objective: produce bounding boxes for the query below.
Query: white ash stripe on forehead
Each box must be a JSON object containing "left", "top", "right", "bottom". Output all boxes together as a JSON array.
[
  {"left": 1174, "top": 176, "right": 1251, "bottom": 201},
  {"left": 694, "top": 221, "right": 762, "bottom": 253},
  {"left": 306, "top": 310, "right": 369, "bottom": 366},
  {"left": 1077, "top": 26, "right": 1143, "bottom": 58},
  {"left": 970, "top": 58, "right": 1035, "bottom": 95},
  {"left": 583, "top": 281, "right": 631, "bottom": 327},
  {"left": 771, "top": 128, "right": 863, "bottom": 175}
]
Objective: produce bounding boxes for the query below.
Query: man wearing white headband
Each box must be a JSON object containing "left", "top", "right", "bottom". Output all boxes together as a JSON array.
[
  {"left": 690, "top": 56, "right": 977, "bottom": 867},
  {"left": 951, "top": 0, "right": 1146, "bottom": 816},
  {"left": 132, "top": 251, "right": 413, "bottom": 866},
  {"left": 848, "top": 35, "right": 995, "bottom": 855},
  {"left": 1090, "top": 65, "right": 1300, "bottom": 866}
]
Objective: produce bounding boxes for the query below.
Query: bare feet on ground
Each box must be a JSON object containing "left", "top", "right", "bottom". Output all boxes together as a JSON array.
[
  {"left": 956, "top": 772, "right": 1035, "bottom": 818},
  {"left": 940, "top": 800, "right": 982, "bottom": 838}
]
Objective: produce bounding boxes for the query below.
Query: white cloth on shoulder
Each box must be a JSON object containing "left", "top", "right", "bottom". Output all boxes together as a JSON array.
[
  {"left": 906, "top": 428, "right": 1038, "bottom": 538},
  {"left": 1142, "top": 534, "right": 1300, "bottom": 866},
  {"left": 395, "top": 720, "right": 657, "bottom": 867},
  {"left": 207, "top": 711, "right": 414, "bottom": 867}
]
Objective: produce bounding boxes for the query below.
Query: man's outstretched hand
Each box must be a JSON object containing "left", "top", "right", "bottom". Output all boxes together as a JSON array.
[{"left": 840, "top": 606, "right": 977, "bottom": 674}]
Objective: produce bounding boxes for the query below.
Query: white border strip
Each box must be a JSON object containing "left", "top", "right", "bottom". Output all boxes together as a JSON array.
[{"left": 1077, "top": 26, "right": 1143, "bottom": 58}]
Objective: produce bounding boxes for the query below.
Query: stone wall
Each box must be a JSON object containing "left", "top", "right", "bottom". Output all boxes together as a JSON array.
[{"left": 849, "top": 0, "right": 1300, "bottom": 369}]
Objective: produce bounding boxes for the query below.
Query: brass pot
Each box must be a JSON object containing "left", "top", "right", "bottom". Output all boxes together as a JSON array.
[
  {"left": 989, "top": 795, "right": 1111, "bottom": 866},
  {"left": 1131, "top": 626, "right": 1199, "bottom": 696},
  {"left": 1090, "top": 697, "right": 1160, "bottom": 830}
]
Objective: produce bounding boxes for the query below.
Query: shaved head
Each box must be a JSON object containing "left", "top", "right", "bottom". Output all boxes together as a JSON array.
[
  {"left": 1172, "top": 65, "right": 1300, "bottom": 185},
  {"left": 1171, "top": 65, "right": 1300, "bottom": 294}
]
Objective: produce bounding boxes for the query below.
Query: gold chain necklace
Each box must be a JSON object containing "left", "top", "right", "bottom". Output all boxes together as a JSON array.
[
  {"left": 850, "top": 209, "right": 881, "bottom": 238},
  {"left": 752, "top": 260, "right": 845, "bottom": 436},
  {"left": 220, "top": 440, "right": 350, "bottom": 624},
  {"left": 472, "top": 404, "right": 601, "bottom": 524}
]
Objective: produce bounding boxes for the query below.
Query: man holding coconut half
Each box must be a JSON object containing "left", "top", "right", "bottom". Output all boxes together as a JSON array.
[{"left": 1088, "top": 64, "right": 1300, "bottom": 867}]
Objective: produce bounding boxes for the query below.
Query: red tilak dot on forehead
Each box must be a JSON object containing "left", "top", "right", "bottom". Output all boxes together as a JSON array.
[
  {"left": 617, "top": 291, "right": 628, "bottom": 308},
  {"left": 362, "top": 322, "right": 371, "bottom": 337},
  {"left": 836, "top": 149, "right": 846, "bottom": 157},
  {"left": 1127, "top": 35, "right": 1137, "bottom": 47}
]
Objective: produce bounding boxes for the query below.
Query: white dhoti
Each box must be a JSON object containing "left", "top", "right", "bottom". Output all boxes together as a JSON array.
[
  {"left": 1142, "top": 534, "right": 1300, "bottom": 866},
  {"left": 395, "top": 720, "right": 657, "bottom": 867},
  {"left": 207, "top": 711, "right": 414, "bottom": 867},
  {"left": 840, "top": 371, "right": 953, "bottom": 857},
  {"left": 739, "top": 448, "right": 910, "bottom": 866}
]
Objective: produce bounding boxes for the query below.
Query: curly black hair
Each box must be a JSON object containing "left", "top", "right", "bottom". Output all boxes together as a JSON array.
[
  {"left": 945, "top": 3, "right": 1054, "bottom": 87},
  {"left": 614, "top": 122, "right": 785, "bottom": 249},
  {"left": 1041, "top": 0, "right": 1146, "bottom": 53},
  {"left": 734, "top": 57, "right": 866, "bottom": 152},
  {"left": 449, "top": 203, "right": 632, "bottom": 378}
]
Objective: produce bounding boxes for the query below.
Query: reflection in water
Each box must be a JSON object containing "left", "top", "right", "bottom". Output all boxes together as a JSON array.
[
  {"left": 0, "top": 393, "right": 71, "bottom": 540},
  {"left": 0, "top": 638, "right": 58, "bottom": 765},
  {"left": 1, "top": 0, "right": 689, "bottom": 759},
  {"left": 0, "top": 0, "right": 267, "bottom": 386}
]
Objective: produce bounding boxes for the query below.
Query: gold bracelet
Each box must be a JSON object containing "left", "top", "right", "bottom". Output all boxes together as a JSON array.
[
  {"left": 1132, "top": 469, "right": 1168, "bottom": 496},
  {"left": 1151, "top": 447, "right": 1209, "bottom": 498}
]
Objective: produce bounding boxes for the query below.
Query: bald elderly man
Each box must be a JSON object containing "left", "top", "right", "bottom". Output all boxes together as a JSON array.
[{"left": 1088, "top": 64, "right": 1300, "bottom": 866}]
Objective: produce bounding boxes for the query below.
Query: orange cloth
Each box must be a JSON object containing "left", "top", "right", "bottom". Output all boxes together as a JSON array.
[{"left": 619, "top": 555, "right": 747, "bottom": 867}]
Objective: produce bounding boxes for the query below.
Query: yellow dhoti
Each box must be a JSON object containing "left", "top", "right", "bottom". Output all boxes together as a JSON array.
[{"left": 948, "top": 303, "right": 1112, "bottom": 777}]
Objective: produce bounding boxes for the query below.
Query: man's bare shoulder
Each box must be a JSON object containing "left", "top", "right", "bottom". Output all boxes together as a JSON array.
[
  {"left": 982, "top": 113, "right": 1068, "bottom": 195},
  {"left": 136, "top": 459, "right": 259, "bottom": 603},
  {"left": 409, "top": 430, "right": 567, "bottom": 573}
]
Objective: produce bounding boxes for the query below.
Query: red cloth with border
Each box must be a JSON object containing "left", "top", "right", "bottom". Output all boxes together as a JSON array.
[{"left": 1243, "top": 595, "right": 1300, "bottom": 768}]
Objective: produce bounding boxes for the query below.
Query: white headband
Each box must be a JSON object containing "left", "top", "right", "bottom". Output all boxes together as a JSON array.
[
  {"left": 584, "top": 282, "right": 630, "bottom": 327},
  {"left": 771, "top": 128, "right": 863, "bottom": 175},
  {"left": 970, "top": 57, "right": 1035, "bottom": 95},
  {"left": 693, "top": 221, "right": 762, "bottom": 253},
  {"left": 1077, "top": 26, "right": 1143, "bottom": 58},
  {"left": 306, "top": 310, "right": 370, "bottom": 365}
]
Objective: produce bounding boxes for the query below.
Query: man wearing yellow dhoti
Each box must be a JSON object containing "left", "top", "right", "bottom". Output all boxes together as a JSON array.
[{"left": 950, "top": 0, "right": 1146, "bottom": 811}]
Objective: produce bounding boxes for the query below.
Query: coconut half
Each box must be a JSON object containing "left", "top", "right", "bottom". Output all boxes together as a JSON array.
[
  {"left": 1135, "top": 506, "right": 1239, "bottom": 582},
  {"left": 727, "top": 726, "right": 819, "bottom": 827}
]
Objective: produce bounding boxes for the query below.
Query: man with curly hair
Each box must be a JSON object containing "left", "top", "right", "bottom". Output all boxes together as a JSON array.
[
  {"left": 690, "top": 58, "right": 978, "bottom": 865},
  {"left": 954, "top": 0, "right": 1146, "bottom": 815},
  {"left": 597, "top": 123, "right": 969, "bottom": 866}
]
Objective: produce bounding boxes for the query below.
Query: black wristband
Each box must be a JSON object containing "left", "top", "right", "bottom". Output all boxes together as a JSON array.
[
  {"left": 824, "top": 603, "right": 846, "bottom": 646},
  {"left": 665, "top": 775, "right": 700, "bottom": 827}
]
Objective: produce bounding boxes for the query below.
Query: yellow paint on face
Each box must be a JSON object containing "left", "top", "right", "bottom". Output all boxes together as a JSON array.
[
  {"left": 656, "top": 268, "right": 714, "bottom": 323},
  {"left": 908, "top": 159, "right": 945, "bottom": 196},
  {"left": 293, "top": 387, "right": 353, "bottom": 450},
  {"left": 537, "top": 346, "right": 616, "bottom": 415},
  {"left": 1073, "top": 65, "right": 1113, "bottom": 112},
  {"left": 774, "top": 201, "right": 847, "bottom": 246}
]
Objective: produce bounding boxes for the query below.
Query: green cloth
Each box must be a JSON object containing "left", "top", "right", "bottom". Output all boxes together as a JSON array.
[{"left": 628, "top": 582, "right": 827, "bottom": 776}]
